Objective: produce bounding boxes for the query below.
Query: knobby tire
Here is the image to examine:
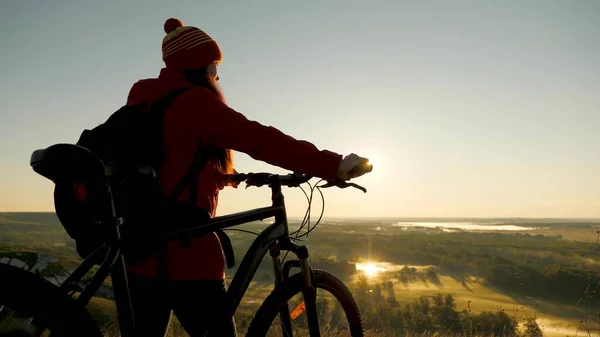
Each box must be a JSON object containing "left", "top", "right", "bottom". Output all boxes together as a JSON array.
[{"left": 246, "top": 269, "right": 364, "bottom": 337}]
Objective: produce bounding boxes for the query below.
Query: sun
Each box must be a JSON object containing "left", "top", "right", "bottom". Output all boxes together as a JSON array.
[
  {"left": 356, "top": 147, "right": 383, "bottom": 176},
  {"left": 364, "top": 156, "right": 377, "bottom": 171},
  {"left": 369, "top": 156, "right": 379, "bottom": 167},
  {"left": 356, "top": 262, "right": 385, "bottom": 278}
]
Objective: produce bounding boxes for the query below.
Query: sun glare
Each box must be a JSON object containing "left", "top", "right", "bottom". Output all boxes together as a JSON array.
[
  {"left": 365, "top": 156, "right": 377, "bottom": 171},
  {"left": 357, "top": 148, "right": 383, "bottom": 176},
  {"left": 356, "top": 262, "right": 385, "bottom": 278}
]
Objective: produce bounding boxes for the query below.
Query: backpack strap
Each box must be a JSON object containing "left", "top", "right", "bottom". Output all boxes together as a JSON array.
[
  {"left": 167, "top": 144, "right": 211, "bottom": 249},
  {"left": 166, "top": 146, "right": 237, "bottom": 268},
  {"left": 143, "top": 86, "right": 211, "bottom": 205},
  {"left": 216, "top": 229, "right": 236, "bottom": 269},
  {"left": 167, "top": 144, "right": 211, "bottom": 205},
  {"left": 147, "top": 87, "right": 191, "bottom": 119},
  {"left": 149, "top": 88, "right": 236, "bottom": 278},
  {"left": 143, "top": 87, "right": 194, "bottom": 286}
]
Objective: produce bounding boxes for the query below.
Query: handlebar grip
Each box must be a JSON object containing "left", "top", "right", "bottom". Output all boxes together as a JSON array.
[{"left": 348, "top": 161, "right": 373, "bottom": 178}]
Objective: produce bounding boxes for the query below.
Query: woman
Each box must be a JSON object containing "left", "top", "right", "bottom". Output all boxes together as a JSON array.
[{"left": 124, "top": 18, "right": 372, "bottom": 336}]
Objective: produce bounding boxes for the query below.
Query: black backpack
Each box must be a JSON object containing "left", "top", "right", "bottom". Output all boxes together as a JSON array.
[{"left": 54, "top": 88, "right": 211, "bottom": 264}]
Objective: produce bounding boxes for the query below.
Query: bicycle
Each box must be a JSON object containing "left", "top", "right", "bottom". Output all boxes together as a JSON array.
[{"left": 0, "top": 143, "right": 371, "bottom": 337}]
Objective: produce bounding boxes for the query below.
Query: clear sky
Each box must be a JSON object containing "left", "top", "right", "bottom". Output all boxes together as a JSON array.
[{"left": 1, "top": 0, "right": 599, "bottom": 218}]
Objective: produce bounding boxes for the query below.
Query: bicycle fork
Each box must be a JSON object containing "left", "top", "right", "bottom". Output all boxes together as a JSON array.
[{"left": 270, "top": 241, "right": 321, "bottom": 337}]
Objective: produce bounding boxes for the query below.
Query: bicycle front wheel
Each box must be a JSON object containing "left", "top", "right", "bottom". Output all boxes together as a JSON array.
[{"left": 246, "top": 269, "right": 364, "bottom": 337}]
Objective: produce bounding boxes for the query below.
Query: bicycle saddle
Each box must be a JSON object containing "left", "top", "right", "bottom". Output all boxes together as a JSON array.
[{"left": 30, "top": 143, "right": 109, "bottom": 183}]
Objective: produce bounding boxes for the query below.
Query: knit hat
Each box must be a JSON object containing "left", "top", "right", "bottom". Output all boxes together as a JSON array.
[{"left": 161, "top": 18, "right": 223, "bottom": 70}]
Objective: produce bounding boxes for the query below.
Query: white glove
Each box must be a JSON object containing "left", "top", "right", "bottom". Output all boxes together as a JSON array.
[{"left": 336, "top": 153, "right": 372, "bottom": 180}]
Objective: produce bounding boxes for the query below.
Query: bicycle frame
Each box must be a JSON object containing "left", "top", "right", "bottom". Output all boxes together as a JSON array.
[{"left": 56, "top": 178, "right": 318, "bottom": 336}]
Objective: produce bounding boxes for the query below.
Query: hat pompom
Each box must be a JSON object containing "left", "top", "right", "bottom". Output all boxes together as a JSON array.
[{"left": 164, "top": 18, "right": 184, "bottom": 34}]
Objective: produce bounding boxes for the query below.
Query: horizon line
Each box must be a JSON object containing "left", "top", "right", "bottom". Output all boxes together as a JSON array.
[{"left": 1, "top": 211, "right": 599, "bottom": 221}]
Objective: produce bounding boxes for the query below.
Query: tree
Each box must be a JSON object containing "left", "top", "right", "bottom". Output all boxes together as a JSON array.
[
  {"left": 523, "top": 318, "right": 543, "bottom": 337},
  {"left": 426, "top": 269, "right": 442, "bottom": 286},
  {"left": 356, "top": 274, "right": 369, "bottom": 293},
  {"left": 373, "top": 284, "right": 383, "bottom": 302},
  {"left": 386, "top": 281, "right": 398, "bottom": 306},
  {"left": 407, "top": 296, "right": 433, "bottom": 332},
  {"left": 431, "top": 294, "right": 461, "bottom": 332},
  {"left": 469, "top": 311, "right": 518, "bottom": 337}
]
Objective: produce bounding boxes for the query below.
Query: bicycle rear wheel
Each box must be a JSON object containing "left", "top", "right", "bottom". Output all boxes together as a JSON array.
[
  {"left": 246, "top": 269, "right": 364, "bottom": 337},
  {"left": 0, "top": 263, "right": 102, "bottom": 337}
]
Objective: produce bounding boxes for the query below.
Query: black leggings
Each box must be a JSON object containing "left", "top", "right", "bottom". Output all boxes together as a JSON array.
[{"left": 126, "top": 273, "right": 237, "bottom": 337}]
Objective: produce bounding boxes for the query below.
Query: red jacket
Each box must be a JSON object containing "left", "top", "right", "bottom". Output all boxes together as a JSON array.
[{"left": 124, "top": 67, "right": 342, "bottom": 280}]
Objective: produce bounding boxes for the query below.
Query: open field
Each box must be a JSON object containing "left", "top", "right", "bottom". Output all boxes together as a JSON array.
[
  {"left": 1, "top": 212, "right": 599, "bottom": 336},
  {"left": 389, "top": 274, "right": 586, "bottom": 337}
]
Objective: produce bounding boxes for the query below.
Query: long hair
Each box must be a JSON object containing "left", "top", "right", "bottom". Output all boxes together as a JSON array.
[{"left": 183, "top": 67, "right": 234, "bottom": 175}]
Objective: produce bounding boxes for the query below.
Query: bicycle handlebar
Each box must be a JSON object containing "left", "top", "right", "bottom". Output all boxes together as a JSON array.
[{"left": 227, "top": 172, "right": 368, "bottom": 193}]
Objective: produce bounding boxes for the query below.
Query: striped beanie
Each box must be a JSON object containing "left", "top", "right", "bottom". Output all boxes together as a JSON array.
[{"left": 162, "top": 18, "right": 223, "bottom": 70}]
